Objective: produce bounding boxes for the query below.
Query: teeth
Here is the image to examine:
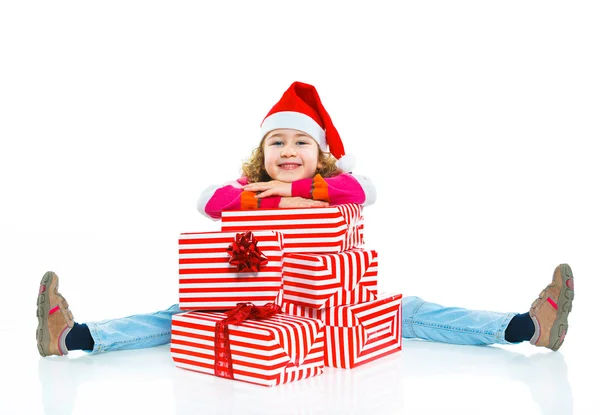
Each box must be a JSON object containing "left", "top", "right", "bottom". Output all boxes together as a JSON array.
[{"left": 279, "top": 164, "right": 300, "bottom": 169}]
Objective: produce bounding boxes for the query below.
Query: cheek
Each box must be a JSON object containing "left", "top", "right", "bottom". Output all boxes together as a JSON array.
[
  {"left": 262, "top": 148, "right": 274, "bottom": 162},
  {"left": 263, "top": 151, "right": 277, "bottom": 170},
  {"left": 304, "top": 149, "right": 320, "bottom": 166}
]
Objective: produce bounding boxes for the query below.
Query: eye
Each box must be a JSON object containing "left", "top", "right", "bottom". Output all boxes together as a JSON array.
[
  {"left": 296, "top": 140, "right": 308, "bottom": 145},
  {"left": 269, "top": 140, "right": 284, "bottom": 146}
]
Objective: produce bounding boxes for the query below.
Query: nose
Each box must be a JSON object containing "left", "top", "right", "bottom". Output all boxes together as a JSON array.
[{"left": 280, "top": 144, "right": 297, "bottom": 157}]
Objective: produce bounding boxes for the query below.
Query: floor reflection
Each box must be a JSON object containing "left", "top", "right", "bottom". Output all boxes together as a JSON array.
[
  {"left": 399, "top": 339, "right": 573, "bottom": 415},
  {"left": 37, "top": 340, "right": 572, "bottom": 415}
]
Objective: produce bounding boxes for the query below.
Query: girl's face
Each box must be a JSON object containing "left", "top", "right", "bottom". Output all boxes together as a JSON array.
[{"left": 263, "top": 129, "right": 322, "bottom": 183}]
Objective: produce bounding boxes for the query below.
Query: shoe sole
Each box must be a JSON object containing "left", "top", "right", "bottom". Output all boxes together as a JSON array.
[
  {"left": 36, "top": 271, "right": 74, "bottom": 357},
  {"left": 548, "top": 264, "right": 574, "bottom": 351}
]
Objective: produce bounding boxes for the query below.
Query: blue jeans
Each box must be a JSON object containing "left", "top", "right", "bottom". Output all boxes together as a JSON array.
[{"left": 85, "top": 296, "right": 516, "bottom": 354}]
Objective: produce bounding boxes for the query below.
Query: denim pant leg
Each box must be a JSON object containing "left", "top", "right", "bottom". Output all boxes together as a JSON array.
[
  {"left": 85, "top": 304, "right": 183, "bottom": 354},
  {"left": 402, "top": 296, "right": 516, "bottom": 345}
]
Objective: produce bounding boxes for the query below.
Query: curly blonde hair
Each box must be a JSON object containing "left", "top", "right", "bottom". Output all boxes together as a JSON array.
[{"left": 241, "top": 137, "right": 342, "bottom": 183}]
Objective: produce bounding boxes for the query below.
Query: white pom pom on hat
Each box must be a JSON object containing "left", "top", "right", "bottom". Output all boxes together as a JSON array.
[
  {"left": 260, "top": 81, "right": 355, "bottom": 172},
  {"left": 335, "top": 154, "right": 356, "bottom": 172}
]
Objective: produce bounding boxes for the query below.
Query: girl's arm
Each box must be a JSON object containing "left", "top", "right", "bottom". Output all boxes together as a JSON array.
[
  {"left": 198, "top": 173, "right": 377, "bottom": 220},
  {"left": 291, "top": 173, "right": 377, "bottom": 206},
  {"left": 197, "top": 178, "right": 283, "bottom": 220}
]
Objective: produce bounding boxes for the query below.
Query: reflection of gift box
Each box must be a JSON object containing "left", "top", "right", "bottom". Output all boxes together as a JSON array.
[
  {"left": 172, "top": 368, "right": 327, "bottom": 415},
  {"left": 171, "top": 310, "right": 325, "bottom": 387},
  {"left": 221, "top": 203, "right": 363, "bottom": 253},
  {"left": 282, "top": 293, "right": 402, "bottom": 369},
  {"left": 282, "top": 248, "right": 378, "bottom": 309},
  {"left": 323, "top": 349, "right": 405, "bottom": 412},
  {"left": 179, "top": 230, "right": 284, "bottom": 311}
]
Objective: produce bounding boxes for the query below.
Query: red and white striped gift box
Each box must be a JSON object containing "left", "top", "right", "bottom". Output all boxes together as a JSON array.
[
  {"left": 282, "top": 293, "right": 402, "bottom": 369},
  {"left": 282, "top": 248, "right": 378, "bottom": 309},
  {"left": 221, "top": 203, "right": 364, "bottom": 253},
  {"left": 171, "top": 311, "right": 325, "bottom": 387},
  {"left": 179, "top": 231, "right": 284, "bottom": 311}
]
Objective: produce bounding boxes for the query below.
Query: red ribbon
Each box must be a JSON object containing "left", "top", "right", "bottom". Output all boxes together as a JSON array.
[
  {"left": 214, "top": 302, "right": 281, "bottom": 379},
  {"left": 226, "top": 231, "right": 268, "bottom": 272}
]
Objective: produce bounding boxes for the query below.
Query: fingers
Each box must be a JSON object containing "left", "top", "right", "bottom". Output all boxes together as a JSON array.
[
  {"left": 244, "top": 181, "right": 291, "bottom": 198},
  {"left": 296, "top": 202, "right": 329, "bottom": 208},
  {"left": 256, "top": 189, "right": 275, "bottom": 198},
  {"left": 281, "top": 198, "right": 329, "bottom": 208},
  {"left": 305, "top": 199, "right": 329, "bottom": 207},
  {"left": 243, "top": 183, "right": 268, "bottom": 192}
]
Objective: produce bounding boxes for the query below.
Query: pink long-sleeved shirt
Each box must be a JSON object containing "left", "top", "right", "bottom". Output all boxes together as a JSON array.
[{"left": 197, "top": 173, "right": 376, "bottom": 220}]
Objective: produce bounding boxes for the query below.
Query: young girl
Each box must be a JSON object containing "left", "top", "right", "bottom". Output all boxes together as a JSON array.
[{"left": 36, "top": 81, "right": 574, "bottom": 357}]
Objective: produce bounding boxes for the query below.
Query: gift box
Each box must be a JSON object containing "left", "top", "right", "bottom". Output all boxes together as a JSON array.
[
  {"left": 282, "top": 293, "right": 402, "bottom": 369},
  {"left": 221, "top": 203, "right": 364, "bottom": 253},
  {"left": 282, "top": 248, "right": 378, "bottom": 309},
  {"left": 179, "top": 230, "right": 284, "bottom": 310},
  {"left": 171, "top": 309, "right": 325, "bottom": 387}
]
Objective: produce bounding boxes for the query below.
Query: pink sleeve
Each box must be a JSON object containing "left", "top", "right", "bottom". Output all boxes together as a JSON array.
[
  {"left": 198, "top": 178, "right": 246, "bottom": 220},
  {"left": 259, "top": 197, "right": 282, "bottom": 209},
  {"left": 322, "top": 174, "right": 367, "bottom": 205},
  {"left": 204, "top": 187, "right": 243, "bottom": 219},
  {"left": 292, "top": 178, "right": 313, "bottom": 199},
  {"left": 291, "top": 173, "right": 372, "bottom": 206}
]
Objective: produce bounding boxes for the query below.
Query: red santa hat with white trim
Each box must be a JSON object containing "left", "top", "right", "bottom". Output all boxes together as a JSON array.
[{"left": 260, "top": 81, "right": 356, "bottom": 172}]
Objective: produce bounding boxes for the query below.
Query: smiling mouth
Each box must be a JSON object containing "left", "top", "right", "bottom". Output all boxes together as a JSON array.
[{"left": 278, "top": 163, "right": 302, "bottom": 170}]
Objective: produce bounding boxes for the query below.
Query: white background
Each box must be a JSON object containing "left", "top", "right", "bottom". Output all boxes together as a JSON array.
[{"left": 1, "top": 1, "right": 599, "bottom": 414}]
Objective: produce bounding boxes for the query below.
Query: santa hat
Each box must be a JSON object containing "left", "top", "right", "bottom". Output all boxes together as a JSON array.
[{"left": 260, "top": 81, "right": 356, "bottom": 172}]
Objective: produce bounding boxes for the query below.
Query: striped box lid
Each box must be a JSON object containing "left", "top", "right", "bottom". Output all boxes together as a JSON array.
[{"left": 221, "top": 203, "right": 363, "bottom": 254}]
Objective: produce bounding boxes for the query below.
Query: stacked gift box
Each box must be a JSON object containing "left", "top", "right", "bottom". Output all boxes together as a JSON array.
[{"left": 171, "top": 203, "right": 402, "bottom": 386}]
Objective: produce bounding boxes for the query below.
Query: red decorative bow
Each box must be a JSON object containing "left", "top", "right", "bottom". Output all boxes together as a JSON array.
[
  {"left": 214, "top": 302, "right": 281, "bottom": 379},
  {"left": 226, "top": 231, "right": 268, "bottom": 272}
]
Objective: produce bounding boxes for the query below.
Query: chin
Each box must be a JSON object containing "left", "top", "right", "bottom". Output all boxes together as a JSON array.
[
  {"left": 274, "top": 170, "right": 304, "bottom": 182},
  {"left": 274, "top": 175, "right": 300, "bottom": 183}
]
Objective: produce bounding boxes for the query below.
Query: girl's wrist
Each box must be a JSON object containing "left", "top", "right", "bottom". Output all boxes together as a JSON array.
[{"left": 259, "top": 196, "right": 281, "bottom": 209}]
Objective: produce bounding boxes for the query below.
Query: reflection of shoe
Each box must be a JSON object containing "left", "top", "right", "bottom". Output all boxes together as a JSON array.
[
  {"left": 529, "top": 264, "right": 574, "bottom": 351},
  {"left": 38, "top": 356, "right": 81, "bottom": 415},
  {"left": 37, "top": 271, "right": 75, "bottom": 356},
  {"left": 507, "top": 352, "right": 573, "bottom": 415}
]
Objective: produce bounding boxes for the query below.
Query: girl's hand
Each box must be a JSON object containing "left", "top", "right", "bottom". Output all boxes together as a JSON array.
[
  {"left": 278, "top": 197, "right": 329, "bottom": 208},
  {"left": 243, "top": 180, "right": 292, "bottom": 198}
]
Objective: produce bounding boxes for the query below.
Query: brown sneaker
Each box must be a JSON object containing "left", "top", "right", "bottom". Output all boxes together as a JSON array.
[
  {"left": 529, "top": 264, "right": 574, "bottom": 351},
  {"left": 36, "top": 271, "right": 75, "bottom": 356}
]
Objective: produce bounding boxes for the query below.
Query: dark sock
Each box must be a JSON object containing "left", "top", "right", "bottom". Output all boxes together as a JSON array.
[
  {"left": 505, "top": 312, "right": 535, "bottom": 343},
  {"left": 65, "top": 323, "right": 95, "bottom": 351}
]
